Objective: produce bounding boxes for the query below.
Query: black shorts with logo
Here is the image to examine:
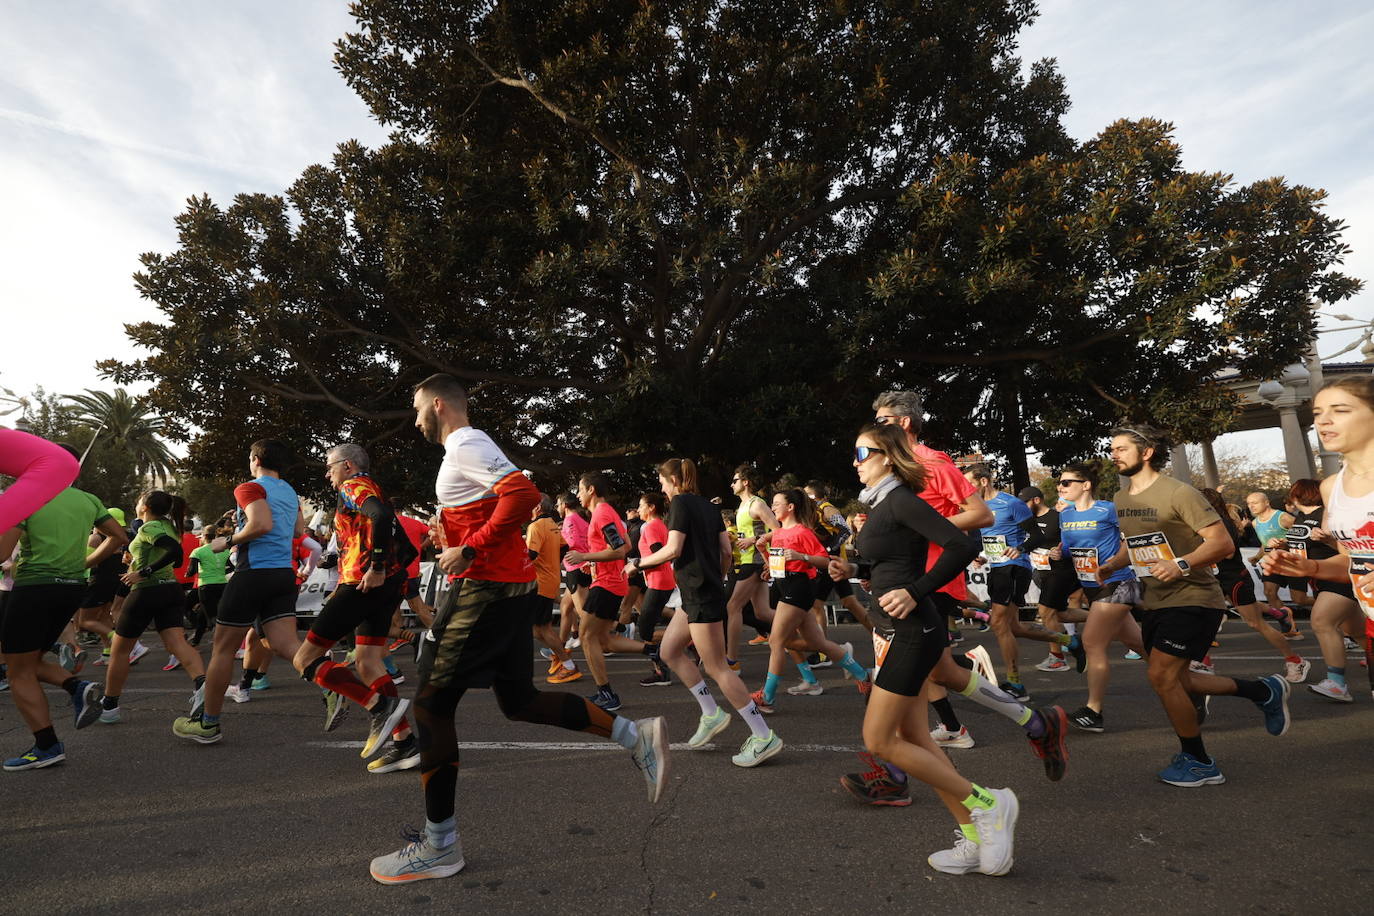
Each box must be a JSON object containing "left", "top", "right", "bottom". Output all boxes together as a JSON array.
[
  {"left": 873, "top": 597, "right": 946, "bottom": 698},
  {"left": 310, "top": 573, "right": 406, "bottom": 643},
  {"left": 771, "top": 572, "right": 817, "bottom": 609},
  {"left": 1141, "top": 605, "right": 1224, "bottom": 662},
  {"left": 116, "top": 582, "right": 188, "bottom": 638},
  {"left": 1033, "top": 567, "right": 1079, "bottom": 612},
  {"left": 987, "top": 564, "right": 1032, "bottom": 607},
  {"left": 584, "top": 586, "right": 623, "bottom": 621},
  {"left": 217, "top": 568, "right": 299, "bottom": 629},
  {"left": 562, "top": 569, "right": 592, "bottom": 593},
  {"left": 1217, "top": 569, "right": 1256, "bottom": 608},
  {"left": 1, "top": 583, "right": 85, "bottom": 654}
]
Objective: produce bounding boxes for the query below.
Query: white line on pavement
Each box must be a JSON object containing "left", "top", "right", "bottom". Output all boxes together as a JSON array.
[{"left": 308, "top": 740, "right": 862, "bottom": 752}]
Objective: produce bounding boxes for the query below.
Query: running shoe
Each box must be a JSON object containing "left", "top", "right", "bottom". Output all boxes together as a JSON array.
[
  {"left": 0, "top": 677, "right": 7, "bottom": 692},
  {"left": 1256, "top": 674, "right": 1291, "bottom": 737},
  {"left": 189, "top": 683, "right": 205, "bottom": 719},
  {"left": 547, "top": 666, "right": 583, "bottom": 685},
  {"left": 928, "top": 831, "right": 981, "bottom": 874},
  {"left": 3, "top": 743, "right": 65, "bottom": 771},
  {"left": 855, "top": 676, "right": 873, "bottom": 700},
  {"left": 172, "top": 715, "right": 222, "bottom": 744},
  {"left": 631, "top": 716, "right": 669, "bottom": 802},
  {"left": 731, "top": 730, "right": 783, "bottom": 768},
  {"left": 128, "top": 642, "right": 149, "bottom": 665},
  {"left": 368, "top": 738, "right": 421, "bottom": 774},
  {"left": 370, "top": 827, "right": 465, "bottom": 885},
  {"left": 1068, "top": 706, "right": 1104, "bottom": 733},
  {"left": 323, "top": 691, "right": 350, "bottom": 732},
  {"left": 547, "top": 656, "right": 562, "bottom": 676},
  {"left": 1343, "top": 636, "right": 1360, "bottom": 652},
  {"left": 687, "top": 708, "right": 730, "bottom": 749},
  {"left": 565, "top": 637, "right": 581, "bottom": 650},
  {"left": 57, "top": 643, "right": 78, "bottom": 672},
  {"left": 999, "top": 681, "right": 1030, "bottom": 701},
  {"left": 965, "top": 645, "right": 996, "bottom": 684},
  {"left": 389, "top": 633, "right": 417, "bottom": 653},
  {"left": 949, "top": 630, "right": 965, "bottom": 645},
  {"left": 1035, "top": 655, "right": 1069, "bottom": 672},
  {"left": 839, "top": 752, "right": 912, "bottom": 806},
  {"left": 224, "top": 685, "right": 251, "bottom": 704},
  {"left": 747, "top": 635, "right": 769, "bottom": 646},
  {"left": 1026, "top": 706, "right": 1069, "bottom": 782},
  {"left": 1283, "top": 629, "right": 1304, "bottom": 641},
  {"left": 1124, "top": 649, "right": 1142, "bottom": 660},
  {"left": 94, "top": 652, "right": 110, "bottom": 667},
  {"left": 786, "top": 680, "right": 823, "bottom": 696},
  {"left": 1066, "top": 635, "right": 1086, "bottom": 673},
  {"left": 1189, "top": 658, "right": 1214, "bottom": 675},
  {"left": 726, "top": 658, "right": 741, "bottom": 672},
  {"left": 362, "top": 696, "right": 410, "bottom": 760},
  {"left": 749, "top": 689, "right": 775, "bottom": 714},
  {"left": 969, "top": 788, "right": 1018, "bottom": 876},
  {"left": 162, "top": 656, "right": 182, "bottom": 672},
  {"left": 1308, "top": 678, "right": 1353, "bottom": 702},
  {"left": 1284, "top": 659, "right": 1311, "bottom": 684},
  {"left": 930, "top": 724, "right": 975, "bottom": 749},
  {"left": 638, "top": 669, "right": 673, "bottom": 688},
  {"left": 251, "top": 675, "right": 271, "bottom": 691},
  {"left": 99, "top": 707, "right": 123, "bottom": 725},
  {"left": 73, "top": 681, "right": 102, "bottom": 730},
  {"left": 590, "top": 687, "right": 622, "bottom": 713},
  {"left": 1157, "top": 752, "right": 1224, "bottom": 787}
]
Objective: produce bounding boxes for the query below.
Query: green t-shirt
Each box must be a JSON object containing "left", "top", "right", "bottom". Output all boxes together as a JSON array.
[
  {"left": 189, "top": 543, "right": 229, "bottom": 585},
  {"left": 129, "top": 518, "right": 180, "bottom": 590},
  {"left": 1115, "top": 475, "right": 1226, "bottom": 610},
  {"left": 14, "top": 488, "right": 111, "bottom": 586}
]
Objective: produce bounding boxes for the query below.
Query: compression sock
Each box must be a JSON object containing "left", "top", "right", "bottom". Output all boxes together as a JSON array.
[
  {"left": 102, "top": 694, "right": 119, "bottom": 710},
  {"left": 762, "top": 671, "right": 781, "bottom": 704},
  {"left": 838, "top": 650, "right": 869, "bottom": 681},
  {"left": 737, "top": 701, "right": 772, "bottom": 739},
  {"left": 1328, "top": 667, "right": 1347, "bottom": 688},
  {"left": 33, "top": 727, "right": 59, "bottom": 750},
  {"left": 1232, "top": 678, "right": 1270, "bottom": 703},
  {"left": 239, "top": 670, "right": 255, "bottom": 690},
  {"left": 961, "top": 784, "right": 997, "bottom": 812},
  {"left": 959, "top": 822, "right": 980, "bottom": 844},
  {"left": 311, "top": 659, "right": 376, "bottom": 708},
  {"left": 1179, "top": 733, "right": 1211, "bottom": 764},
  {"left": 795, "top": 661, "right": 818, "bottom": 684},
  {"left": 610, "top": 716, "right": 639, "bottom": 751},
  {"left": 425, "top": 816, "right": 457, "bottom": 850},
  {"left": 957, "top": 669, "right": 1034, "bottom": 726},
  {"left": 689, "top": 680, "right": 718, "bottom": 716},
  {"left": 931, "top": 697, "right": 962, "bottom": 731}
]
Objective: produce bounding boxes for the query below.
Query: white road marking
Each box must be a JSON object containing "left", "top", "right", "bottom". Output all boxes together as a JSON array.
[{"left": 307, "top": 740, "right": 861, "bottom": 753}]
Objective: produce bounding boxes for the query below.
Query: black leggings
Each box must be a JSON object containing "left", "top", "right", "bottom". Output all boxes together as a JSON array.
[
  {"left": 413, "top": 680, "right": 616, "bottom": 823},
  {"left": 638, "top": 588, "right": 674, "bottom": 642}
]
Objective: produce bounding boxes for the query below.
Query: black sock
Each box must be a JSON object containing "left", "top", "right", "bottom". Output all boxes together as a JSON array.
[
  {"left": 33, "top": 727, "right": 59, "bottom": 750},
  {"left": 252, "top": 669, "right": 267, "bottom": 682},
  {"left": 1178, "top": 733, "right": 1209, "bottom": 764},
  {"left": 61, "top": 677, "right": 80, "bottom": 696},
  {"left": 931, "top": 697, "right": 962, "bottom": 731},
  {"left": 103, "top": 694, "right": 120, "bottom": 710},
  {"left": 195, "top": 675, "right": 206, "bottom": 689},
  {"left": 641, "top": 643, "right": 657, "bottom": 657},
  {"left": 1232, "top": 678, "right": 1270, "bottom": 703},
  {"left": 239, "top": 670, "right": 255, "bottom": 690},
  {"left": 597, "top": 682, "right": 612, "bottom": 694}
]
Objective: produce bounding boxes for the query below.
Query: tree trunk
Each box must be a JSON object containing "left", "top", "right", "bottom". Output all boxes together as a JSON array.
[{"left": 997, "top": 369, "right": 1031, "bottom": 492}]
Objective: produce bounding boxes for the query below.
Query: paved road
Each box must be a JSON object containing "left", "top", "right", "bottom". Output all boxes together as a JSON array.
[{"left": 4, "top": 622, "right": 1373, "bottom": 915}]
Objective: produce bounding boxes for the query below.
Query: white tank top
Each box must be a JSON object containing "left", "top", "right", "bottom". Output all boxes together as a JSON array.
[{"left": 1325, "top": 466, "right": 1374, "bottom": 553}]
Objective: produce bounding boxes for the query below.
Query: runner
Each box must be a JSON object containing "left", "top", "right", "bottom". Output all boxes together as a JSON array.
[
  {"left": 725, "top": 465, "right": 778, "bottom": 662},
  {"left": 1018, "top": 485, "right": 1087, "bottom": 673},
  {"left": 291, "top": 444, "right": 418, "bottom": 772},
  {"left": 1056, "top": 464, "right": 1145, "bottom": 733},
  {"left": 805, "top": 480, "right": 874, "bottom": 634},
  {"left": 630, "top": 491, "right": 675, "bottom": 687},
  {"left": 620, "top": 506, "right": 646, "bottom": 637},
  {"left": 0, "top": 450, "right": 127, "bottom": 771},
  {"left": 832, "top": 423, "right": 1018, "bottom": 875},
  {"left": 1104, "top": 425, "right": 1290, "bottom": 785},
  {"left": 395, "top": 512, "right": 436, "bottom": 642},
  {"left": 557, "top": 492, "right": 591, "bottom": 652},
  {"left": 629, "top": 458, "right": 781, "bottom": 765},
  {"left": 74, "top": 508, "right": 127, "bottom": 663},
  {"left": 368, "top": 373, "right": 667, "bottom": 884},
  {"left": 0, "top": 428, "right": 80, "bottom": 531},
  {"left": 527, "top": 493, "right": 581, "bottom": 685},
  {"left": 1245, "top": 490, "right": 1310, "bottom": 635},
  {"left": 1262, "top": 377, "right": 1374, "bottom": 701},
  {"left": 172, "top": 439, "right": 312, "bottom": 744},
  {"left": 186, "top": 525, "right": 230, "bottom": 647},
  {"left": 750, "top": 488, "right": 872, "bottom": 711}
]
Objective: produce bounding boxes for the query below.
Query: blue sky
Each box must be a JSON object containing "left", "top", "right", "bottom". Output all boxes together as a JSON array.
[{"left": 2, "top": 1, "right": 1370, "bottom": 461}]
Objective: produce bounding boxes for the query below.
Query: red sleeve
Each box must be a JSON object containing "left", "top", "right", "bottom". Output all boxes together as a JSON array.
[
  {"left": 234, "top": 482, "right": 267, "bottom": 508},
  {"left": 465, "top": 471, "right": 539, "bottom": 554}
]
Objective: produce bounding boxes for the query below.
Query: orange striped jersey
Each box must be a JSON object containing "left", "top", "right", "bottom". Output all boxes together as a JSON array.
[
  {"left": 334, "top": 475, "right": 406, "bottom": 585},
  {"left": 434, "top": 427, "right": 538, "bottom": 583}
]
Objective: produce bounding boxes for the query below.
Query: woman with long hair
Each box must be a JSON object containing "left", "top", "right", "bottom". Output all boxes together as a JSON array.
[
  {"left": 725, "top": 465, "right": 778, "bottom": 662},
  {"left": 1284, "top": 477, "right": 1362, "bottom": 700},
  {"left": 556, "top": 492, "right": 591, "bottom": 653}
]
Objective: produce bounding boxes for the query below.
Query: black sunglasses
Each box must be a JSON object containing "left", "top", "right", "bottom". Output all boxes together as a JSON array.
[
  {"left": 1056, "top": 478, "right": 1087, "bottom": 487},
  {"left": 854, "top": 446, "right": 885, "bottom": 463}
]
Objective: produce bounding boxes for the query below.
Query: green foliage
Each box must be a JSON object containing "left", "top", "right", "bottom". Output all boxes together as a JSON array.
[{"left": 64, "top": 388, "right": 178, "bottom": 482}]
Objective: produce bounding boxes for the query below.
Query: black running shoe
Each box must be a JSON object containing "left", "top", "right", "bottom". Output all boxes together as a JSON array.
[
  {"left": 1069, "top": 705, "right": 1104, "bottom": 733},
  {"left": 638, "top": 670, "right": 672, "bottom": 687}
]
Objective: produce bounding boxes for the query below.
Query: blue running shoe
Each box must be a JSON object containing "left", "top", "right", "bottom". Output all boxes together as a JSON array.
[
  {"left": 74, "top": 681, "right": 102, "bottom": 730},
  {"left": 1157, "top": 752, "right": 1224, "bottom": 787},
  {"left": 1257, "top": 674, "right": 1291, "bottom": 737},
  {"left": 4, "top": 742, "right": 66, "bottom": 771},
  {"left": 250, "top": 675, "right": 272, "bottom": 692},
  {"left": 382, "top": 655, "right": 400, "bottom": 678}
]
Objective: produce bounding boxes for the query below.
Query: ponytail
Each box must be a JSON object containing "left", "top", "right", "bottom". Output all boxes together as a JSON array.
[
  {"left": 142, "top": 490, "right": 187, "bottom": 534},
  {"left": 658, "top": 458, "right": 699, "bottom": 494},
  {"left": 777, "top": 488, "right": 817, "bottom": 531}
]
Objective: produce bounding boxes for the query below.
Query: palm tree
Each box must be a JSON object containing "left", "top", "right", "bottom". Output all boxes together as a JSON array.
[{"left": 64, "top": 388, "right": 178, "bottom": 482}]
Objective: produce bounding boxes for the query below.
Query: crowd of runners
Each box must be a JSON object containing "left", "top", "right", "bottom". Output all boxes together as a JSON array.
[{"left": 3, "top": 375, "right": 1374, "bottom": 884}]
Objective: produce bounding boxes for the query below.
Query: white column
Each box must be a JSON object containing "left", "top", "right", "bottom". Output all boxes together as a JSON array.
[
  {"left": 1170, "top": 444, "right": 1193, "bottom": 484},
  {"left": 1277, "top": 401, "right": 1309, "bottom": 483},
  {"left": 1200, "top": 440, "right": 1221, "bottom": 489},
  {"left": 1306, "top": 350, "right": 1341, "bottom": 475}
]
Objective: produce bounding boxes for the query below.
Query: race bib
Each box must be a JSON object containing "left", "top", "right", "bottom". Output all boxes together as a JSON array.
[
  {"left": 1349, "top": 553, "right": 1374, "bottom": 622},
  {"left": 1069, "top": 547, "right": 1100, "bottom": 586},
  {"left": 1125, "top": 532, "right": 1177, "bottom": 579},
  {"left": 1286, "top": 524, "right": 1310, "bottom": 557},
  {"left": 871, "top": 628, "right": 894, "bottom": 672},
  {"left": 768, "top": 547, "right": 786, "bottom": 579},
  {"left": 982, "top": 535, "right": 1008, "bottom": 561},
  {"left": 1030, "top": 549, "right": 1051, "bottom": 571}
]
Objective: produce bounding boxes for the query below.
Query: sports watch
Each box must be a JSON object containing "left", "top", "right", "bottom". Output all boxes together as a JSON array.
[{"left": 1175, "top": 558, "right": 1191, "bottom": 574}]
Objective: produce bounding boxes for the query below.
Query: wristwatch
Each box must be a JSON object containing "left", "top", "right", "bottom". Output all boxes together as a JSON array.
[
  {"left": 1175, "top": 558, "right": 1191, "bottom": 574},
  {"left": 460, "top": 545, "right": 477, "bottom": 561}
]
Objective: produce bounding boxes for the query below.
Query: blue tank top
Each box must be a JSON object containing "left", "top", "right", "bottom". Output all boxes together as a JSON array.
[{"left": 235, "top": 476, "right": 298, "bottom": 570}]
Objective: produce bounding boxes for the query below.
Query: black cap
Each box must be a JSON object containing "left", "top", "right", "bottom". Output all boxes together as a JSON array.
[{"left": 1017, "top": 486, "right": 1044, "bottom": 502}]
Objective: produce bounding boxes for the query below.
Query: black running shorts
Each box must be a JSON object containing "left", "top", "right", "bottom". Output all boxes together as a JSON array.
[
  {"left": 771, "top": 572, "right": 816, "bottom": 609},
  {"left": 216, "top": 568, "right": 298, "bottom": 629},
  {"left": 531, "top": 594, "right": 556, "bottom": 627},
  {"left": 1, "top": 583, "right": 85, "bottom": 654},
  {"left": 562, "top": 569, "right": 592, "bottom": 593},
  {"left": 873, "top": 596, "right": 946, "bottom": 697},
  {"left": 814, "top": 574, "right": 854, "bottom": 603},
  {"left": 310, "top": 574, "right": 406, "bottom": 643},
  {"left": 1315, "top": 579, "right": 1356, "bottom": 600},
  {"left": 197, "top": 583, "right": 226, "bottom": 620},
  {"left": 1032, "top": 567, "right": 1079, "bottom": 612},
  {"left": 584, "top": 586, "right": 622, "bottom": 621},
  {"left": 1217, "top": 570, "right": 1256, "bottom": 608},
  {"left": 987, "top": 565, "right": 1031, "bottom": 607},
  {"left": 1140, "top": 605, "right": 1224, "bottom": 662},
  {"left": 418, "top": 578, "right": 536, "bottom": 690},
  {"left": 115, "top": 582, "right": 188, "bottom": 638}
]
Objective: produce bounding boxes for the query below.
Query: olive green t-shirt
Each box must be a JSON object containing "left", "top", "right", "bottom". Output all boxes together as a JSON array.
[{"left": 1114, "top": 475, "right": 1226, "bottom": 610}]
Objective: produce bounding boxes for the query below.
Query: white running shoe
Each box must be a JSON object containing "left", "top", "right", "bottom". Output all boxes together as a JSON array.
[
  {"left": 128, "top": 642, "right": 149, "bottom": 665},
  {"left": 969, "top": 788, "right": 1019, "bottom": 876},
  {"left": 1342, "top": 636, "right": 1359, "bottom": 652},
  {"left": 1188, "top": 660, "right": 1214, "bottom": 675},
  {"left": 786, "top": 681, "right": 823, "bottom": 696},
  {"left": 99, "top": 707, "right": 123, "bottom": 725},
  {"left": 1284, "top": 659, "right": 1311, "bottom": 684},
  {"left": 930, "top": 725, "right": 975, "bottom": 749},
  {"left": 1035, "top": 655, "right": 1069, "bottom": 672},
  {"left": 225, "top": 684, "right": 251, "bottom": 704},
  {"left": 1124, "top": 650, "right": 1142, "bottom": 660},
  {"left": 965, "top": 645, "right": 996, "bottom": 684},
  {"left": 1308, "top": 678, "right": 1353, "bottom": 703},
  {"left": 928, "top": 831, "right": 981, "bottom": 875}
]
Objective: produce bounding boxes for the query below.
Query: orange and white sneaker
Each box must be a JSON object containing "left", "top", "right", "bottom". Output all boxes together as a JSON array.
[
  {"left": 548, "top": 665, "right": 583, "bottom": 685},
  {"left": 748, "top": 635, "right": 769, "bottom": 646}
]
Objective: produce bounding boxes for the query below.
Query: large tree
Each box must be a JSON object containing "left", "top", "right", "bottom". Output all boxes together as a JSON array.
[{"left": 108, "top": 0, "right": 1070, "bottom": 502}]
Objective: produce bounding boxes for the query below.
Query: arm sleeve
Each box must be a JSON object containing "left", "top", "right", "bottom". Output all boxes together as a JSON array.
[
  {"left": 893, "top": 490, "right": 979, "bottom": 601},
  {"left": 145, "top": 535, "right": 185, "bottom": 573},
  {"left": 358, "top": 497, "right": 394, "bottom": 561},
  {"left": 299, "top": 535, "right": 323, "bottom": 575},
  {"left": 465, "top": 471, "right": 540, "bottom": 554},
  {"left": 0, "top": 429, "right": 80, "bottom": 531}
]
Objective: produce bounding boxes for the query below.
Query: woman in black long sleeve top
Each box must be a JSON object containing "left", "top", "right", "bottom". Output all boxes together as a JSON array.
[{"left": 828, "top": 424, "right": 1020, "bottom": 878}]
